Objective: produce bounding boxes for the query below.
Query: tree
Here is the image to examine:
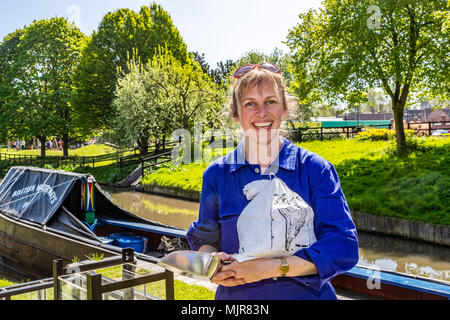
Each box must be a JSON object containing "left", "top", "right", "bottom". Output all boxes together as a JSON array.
[
  {"left": 110, "top": 49, "right": 226, "bottom": 153},
  {"left": 73, "top": 3, "right": 189, "bottom": 135},
  {"left": 0, "top": 29, "right": 25, "bottom": 144},
  {"left": 286, "top": 0, "right": 449, "bottom": 153},
  {"left": 0, "top": 18, "right": 86, "bottom": 157}
]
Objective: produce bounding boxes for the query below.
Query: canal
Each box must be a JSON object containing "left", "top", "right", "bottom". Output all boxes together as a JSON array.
[
  {"left": 108, "top": 189, "right": 450, "bottom": 282},
  {"left": 1, "top": 187, "right": 448, "bottom": 284}
]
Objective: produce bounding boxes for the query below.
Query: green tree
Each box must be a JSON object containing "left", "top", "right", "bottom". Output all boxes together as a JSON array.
[
  {"left": 73, "top": 3, "right": 189, "bottom": 135},
  {"left": 110, "top": 49, "right": 226, "bottom": 153},
  {"left": 0, "top": 18, "right": 86, "bottom": 157},
  {"left": 0, "top": 29, "right": 25, "bottom": 144},
  {"left": 286, "top": 0, "right": 449, "bottom": 153}
]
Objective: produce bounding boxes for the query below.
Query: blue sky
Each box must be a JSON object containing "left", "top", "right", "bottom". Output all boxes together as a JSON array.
[{"left": 0, "top": 0, "right": 323, "bottom": 66}]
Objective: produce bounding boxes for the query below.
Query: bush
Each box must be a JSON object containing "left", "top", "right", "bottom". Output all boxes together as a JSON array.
[
  {"left": 355, "top": 128, "right": 415, "bottom": 142},
  {"left": 356, "top": 128, "right": 395, "bottom": 141}
]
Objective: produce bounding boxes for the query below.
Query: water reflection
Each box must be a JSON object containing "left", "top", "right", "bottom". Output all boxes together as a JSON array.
[{"left": 106, "top": 188, "right": 450, "bottom": 282}]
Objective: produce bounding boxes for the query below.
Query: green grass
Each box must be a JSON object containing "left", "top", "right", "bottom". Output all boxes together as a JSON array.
[
  {"left": 0, "top": 144, "right": 140, "bottom": 184},
  {"left": 0, "top": 144, "right": 118, "bottom": 157},
  {"left": 0, "top": 277, "right": 215, "bottom": 300},
  {"left": 141, "top": 136, "right": 450, "bottom": 226}
]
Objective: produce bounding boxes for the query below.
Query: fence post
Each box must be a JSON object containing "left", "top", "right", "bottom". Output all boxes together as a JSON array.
[
  {"left": 92, "top": 156, "right": 95, "bottom": 168},
  {"left": 86, "top": 273, "right": 102, "bottom": 300},
  {"left": 428, "top": 122, "right": 432, "bottom": 136},
  {"left": 52, "top": 259, "right": 63, "bottom": 300}
]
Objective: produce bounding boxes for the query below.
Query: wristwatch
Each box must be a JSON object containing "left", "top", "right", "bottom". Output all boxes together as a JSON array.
[{"left": 280, "top": 257, "right": 289, "bottom": 276}]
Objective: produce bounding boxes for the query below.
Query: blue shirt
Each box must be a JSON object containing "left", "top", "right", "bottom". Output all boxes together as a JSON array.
[{"left": 187, "top": 138, "right": 359, "bottom": 300}]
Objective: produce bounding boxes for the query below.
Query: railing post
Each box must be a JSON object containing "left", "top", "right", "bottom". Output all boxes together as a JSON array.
[
  {"left": 86, "top": 273, "right": 102, "bottom": 300},
  {"left": 165, "top": 270, "right": 175, "bottom": 300},
  {"left": 53, "top": 259, "right": 63, "bottom": 300}
]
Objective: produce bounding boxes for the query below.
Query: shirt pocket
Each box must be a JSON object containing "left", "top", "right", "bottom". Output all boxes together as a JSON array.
[{"left": 218, "top": 212, "right": 240, "bottom": 254}]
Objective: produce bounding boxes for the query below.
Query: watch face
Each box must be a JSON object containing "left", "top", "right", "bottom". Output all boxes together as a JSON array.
[
  {"left": 281, "top": 265, "right": 289, "bottom": 275},
  {"left": 280, "top": 258, "right": 289, "bottom": 275}
]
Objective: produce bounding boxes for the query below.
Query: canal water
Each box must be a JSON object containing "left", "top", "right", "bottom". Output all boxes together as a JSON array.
[
  {"left": 107, "top": 189, "right": 450, "bottom": 282},
  {"left": 1, "top": 187, "right": 448, "bottom": 283}
]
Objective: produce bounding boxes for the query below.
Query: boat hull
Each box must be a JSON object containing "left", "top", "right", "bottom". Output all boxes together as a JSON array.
[{"left": 0, "top": 212, "right": 123, "bottom": 279}]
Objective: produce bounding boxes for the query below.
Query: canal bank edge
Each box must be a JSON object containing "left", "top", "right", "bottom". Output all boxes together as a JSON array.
[{"left": 136, "top": 183, "right": 449, "bottom": 247}]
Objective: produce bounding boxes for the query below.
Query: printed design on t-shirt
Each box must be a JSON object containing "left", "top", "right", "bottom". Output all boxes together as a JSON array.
[{"left": 273, "top": 192, "right": 312, "bottom": 251}]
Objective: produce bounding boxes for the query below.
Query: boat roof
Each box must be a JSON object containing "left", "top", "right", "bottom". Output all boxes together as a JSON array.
[{"left": 0, "top": 166, "right": 91, "bottom": 225}]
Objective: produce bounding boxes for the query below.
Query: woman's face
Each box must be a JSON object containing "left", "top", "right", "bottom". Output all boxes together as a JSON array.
[{"left": 234, "top": 78, "right": 288, "bottom": 145}]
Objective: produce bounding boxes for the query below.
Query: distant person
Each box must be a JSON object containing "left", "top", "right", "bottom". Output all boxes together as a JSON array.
[{"left": 187, "top": 63, "right": 359, "bottom": 300}]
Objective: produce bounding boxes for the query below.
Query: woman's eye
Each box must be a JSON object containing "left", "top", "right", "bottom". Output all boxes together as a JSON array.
[
  {"left": 267, "top": 100, "right": 277, "bottom": 105},
  {"left": 245, "top": 102, "right": 255, "bottom": 108}
]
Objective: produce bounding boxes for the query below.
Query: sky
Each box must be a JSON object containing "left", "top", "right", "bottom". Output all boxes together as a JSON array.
[{"left": 0, "top": 0, "right": 323, "bottom": 67}]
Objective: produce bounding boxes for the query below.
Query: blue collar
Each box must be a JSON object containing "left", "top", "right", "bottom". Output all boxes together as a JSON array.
[{"left": 227, "top": 138, "right": 298, "bottom": 173}]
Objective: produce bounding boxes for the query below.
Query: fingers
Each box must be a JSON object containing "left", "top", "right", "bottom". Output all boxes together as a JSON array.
[
  {"left": 214, "top": 277, "right": 246, "bottom": 287},
  {"left": 213, "top": 251, "right": 234, "bottom": 263},
  {"left": 211, "top": 269, "right": 246, "bottom": 287},
  {"left": 211, "top": 270, "right": 235, "bottom": 282}
]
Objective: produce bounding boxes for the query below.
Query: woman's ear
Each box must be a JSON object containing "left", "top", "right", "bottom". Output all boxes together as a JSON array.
[
  {"left": 231, "top": 104, "right": 240, "bottom": 122},
  {"left": 282, "top": 104, "right": 289, "bottom": 118}
]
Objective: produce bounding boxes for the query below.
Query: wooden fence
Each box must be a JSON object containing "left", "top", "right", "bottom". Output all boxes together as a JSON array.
[
  {"left": 0, "top": 148, "right": 137, "bottom": 168},
  {"left": 289, "top": 120, "right": 450, "bottom": 142}
]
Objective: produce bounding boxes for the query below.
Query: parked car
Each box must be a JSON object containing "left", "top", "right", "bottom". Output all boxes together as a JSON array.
[{"left": 432, "top": 129, "right": 450, "bottom": 136}]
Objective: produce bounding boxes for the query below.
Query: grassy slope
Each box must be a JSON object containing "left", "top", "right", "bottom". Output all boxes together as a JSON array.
[{"left": 142, "top": 137, "right": 450, "bottom": 225}]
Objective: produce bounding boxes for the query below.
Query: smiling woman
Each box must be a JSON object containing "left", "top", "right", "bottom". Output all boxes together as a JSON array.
[
  {"left": 186, "top": 63, "right": 359, "bottom": 300},
  {"left": 230, "top": 65, "right": 290, "bottom": 170}
]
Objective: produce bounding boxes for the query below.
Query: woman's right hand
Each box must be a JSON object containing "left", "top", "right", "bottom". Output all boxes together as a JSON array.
[{"left": 210, "top": 252, "right": 246, "bottom": 287}]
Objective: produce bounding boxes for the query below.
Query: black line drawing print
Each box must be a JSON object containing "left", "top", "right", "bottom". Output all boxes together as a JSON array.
[{"left": 273, "top": 192, "right": 311, "bottom": 251}]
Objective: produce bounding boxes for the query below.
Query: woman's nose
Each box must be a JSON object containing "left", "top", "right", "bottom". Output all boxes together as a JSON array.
[{"left": 255, "top": 102, "right": 268, "bottom": 116}]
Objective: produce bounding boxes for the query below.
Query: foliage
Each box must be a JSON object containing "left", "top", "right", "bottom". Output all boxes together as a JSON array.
[
  {"left": 0, "top": 18, "right": 86, "bottom": 157},
  {"left": 286, "top": 0, "right": 449, "bottom": 153},
  {"left": 72, "top": 3, "right": 190, "bottom": 135},
  {"left": 110, "top": 48, "right": 227, "bottom": 152},
  {"left": 338, "top": 138, "right": 450, "bottom": 225},
  {"left": 355, "top": 128, "right": 415, "bottom": 141}
]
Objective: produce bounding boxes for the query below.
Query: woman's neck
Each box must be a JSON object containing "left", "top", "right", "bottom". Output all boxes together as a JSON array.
[{"left": 244, "top": 135, "right": 284, "bottom": 171}]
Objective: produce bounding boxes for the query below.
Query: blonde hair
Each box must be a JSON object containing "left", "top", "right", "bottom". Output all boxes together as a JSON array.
[{"left": 230, "top": 67, "right": 290, "bottom": 118}]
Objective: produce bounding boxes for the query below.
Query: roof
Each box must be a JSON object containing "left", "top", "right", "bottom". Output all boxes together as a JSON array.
[{"left": 0, "top": 167, "right": 91, "bottom": 225}]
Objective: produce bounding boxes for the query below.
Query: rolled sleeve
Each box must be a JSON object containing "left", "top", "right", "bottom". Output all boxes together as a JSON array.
[
  {"left": 292, "top": 162, "right": 359, "bottom": 291},
  {"left": 186, "top": 167, "right": 221, "bottom": 251}
]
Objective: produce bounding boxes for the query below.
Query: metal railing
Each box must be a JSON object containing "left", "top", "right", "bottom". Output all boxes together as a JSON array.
[{"left": 0, "top": 248, "right": 175, "bottom": 300}]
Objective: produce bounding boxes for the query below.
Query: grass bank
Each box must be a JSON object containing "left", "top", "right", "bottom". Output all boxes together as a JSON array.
[
  {"left": 142, "top": 137, "right": 450, "bottom": 226},
  {"left": 0, "top": 278, "right": 215, "bottom": 300}
]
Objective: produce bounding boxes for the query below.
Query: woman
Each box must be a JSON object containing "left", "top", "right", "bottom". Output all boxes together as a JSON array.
[{"left": 186, "top": 63, "right": 359, "bottom": 300}]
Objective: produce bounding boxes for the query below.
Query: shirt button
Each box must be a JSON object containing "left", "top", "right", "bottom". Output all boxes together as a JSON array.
[{"left": 254, "top": 168, "right": 260, "bottom": 174}]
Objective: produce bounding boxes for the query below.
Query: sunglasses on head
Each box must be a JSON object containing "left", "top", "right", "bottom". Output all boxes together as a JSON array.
[{"left": 233, "top": 63, "right": 281, "bottom": 79}]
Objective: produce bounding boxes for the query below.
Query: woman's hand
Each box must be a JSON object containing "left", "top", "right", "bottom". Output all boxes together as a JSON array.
[
  {"left": 210, "top": 252, "right": 246, "bottom": 287},
  {"left": 220, "top": 258, "right": 279, "bottom": 284}
]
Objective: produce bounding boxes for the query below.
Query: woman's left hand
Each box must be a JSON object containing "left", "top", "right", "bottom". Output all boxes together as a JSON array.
[{"left": 220, "top": 258, "right": 278, "bottom": 284}]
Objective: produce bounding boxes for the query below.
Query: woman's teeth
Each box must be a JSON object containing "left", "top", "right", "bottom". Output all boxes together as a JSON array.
[{"left": 253, "top": 122, "right": 272, "bottom": 128}]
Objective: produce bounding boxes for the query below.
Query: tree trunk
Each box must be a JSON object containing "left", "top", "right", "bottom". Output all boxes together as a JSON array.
[
  {"left": 63, "top": 134, "right": 69, "bottom": 157},
  {"left": 38, "top": 136, "right": 46, "bottom": 158},
  {"left": 138, "top": 135, "right": 149, "bottom": 154},
  {"left": 392, "top": 101, "right": 406, "bottom": 154}
]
